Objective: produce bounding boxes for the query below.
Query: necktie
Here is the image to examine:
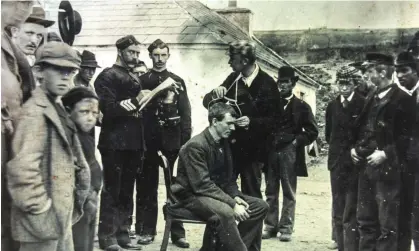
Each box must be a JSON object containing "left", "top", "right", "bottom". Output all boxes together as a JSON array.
[{"left": 342, "top": 98, "right": 349, "bottom": 108}]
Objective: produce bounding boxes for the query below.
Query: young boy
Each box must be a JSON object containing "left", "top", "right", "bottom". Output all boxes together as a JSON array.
[
  {"left": 326, "top": 65, "right": 366, "bottom": 251},
  {"left": 61, "top": 87, "right": 102, "bottom": 251},
  {"left": 7, "top": 41, "right": 90, "bottom": 251}
]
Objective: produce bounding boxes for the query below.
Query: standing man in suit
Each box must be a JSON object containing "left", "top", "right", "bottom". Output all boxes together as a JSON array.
[
  {"left": 94, "top": 35, "right": 149, "bottom": 251},
  {"left": 262, "top": 66, "right": 318, "bottom": 242},
  {"left": 325, "top": 65, "right": 366, "bottom": 251},
  {"left": 135, "top": 39, "right": 191, "bottom": 248},
  {"left": 351, "top": 53, "right": 415, "bottom": 251},
  {"left": 202, "top": 40, "right": 277, "bottom": 198},
  {"left": 73, "top": 50, "right": 101, "bottom": 90},
  {"left": 395, "top": 51, "right": 419, "bottom": 251}
]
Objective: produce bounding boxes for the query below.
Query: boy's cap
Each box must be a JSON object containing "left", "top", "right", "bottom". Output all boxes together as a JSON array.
[
  {"left": 35, "top": 41, "right": 81, "bottom": 69},
  {"left": 61, "top": 86, "right": 98, "bottom": 109}
]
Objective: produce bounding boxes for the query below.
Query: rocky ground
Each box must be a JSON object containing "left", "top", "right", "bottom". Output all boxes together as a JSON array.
[{"left": 93, "top": 157, "right": 336, "bottom": 251}]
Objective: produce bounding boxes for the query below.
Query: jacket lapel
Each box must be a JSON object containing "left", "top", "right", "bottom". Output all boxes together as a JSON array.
[
  {"left": 33, "top": 89, "right": 71, "bottom": 147},
  {"left": 375, "top": 86, "right": 397, "bottom": 117}
]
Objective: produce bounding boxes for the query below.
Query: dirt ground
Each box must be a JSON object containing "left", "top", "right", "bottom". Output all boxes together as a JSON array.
[{"left": 93, "top": 157, "right": 335, "bottom": 251}]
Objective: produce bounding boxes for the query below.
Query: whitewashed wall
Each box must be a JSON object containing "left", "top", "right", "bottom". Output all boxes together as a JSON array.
[{"left": 76, "top": 44, "right": 317, "bottom": 136}]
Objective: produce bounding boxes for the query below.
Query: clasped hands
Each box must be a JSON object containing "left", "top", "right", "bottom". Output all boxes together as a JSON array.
[
  {"left": 350, "top": 148, "right": 387, "bottom": 166},
  {"left": 234, "top": 196, "right": 251, "bottom": 222}
]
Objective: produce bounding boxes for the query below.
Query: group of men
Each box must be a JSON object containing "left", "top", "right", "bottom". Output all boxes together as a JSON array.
[
  {"left": 1, "top": 2, "right": 107, "bottom": 251},
  {"left": 326, "top": 49, "right": 419, "bottom": 251},
  {"left": 2, "top": 2, "right": 319, "bottom": 249},
  {"left": 3, "top": 2, "right": 419, "bottom": 251}
]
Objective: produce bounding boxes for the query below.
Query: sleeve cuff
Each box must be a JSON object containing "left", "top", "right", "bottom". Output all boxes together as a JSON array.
[
  {"left": 119, "top": 98, "right": 140, "bottom": 111},
  {"left": 31, "top": 198, "right": 52, "bottom": 215}
]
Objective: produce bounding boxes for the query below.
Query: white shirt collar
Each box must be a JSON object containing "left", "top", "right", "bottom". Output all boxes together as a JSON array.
[
  {"left": 283, "top": 94, "right": 294, "bottom": 110},
  {"left": 340, "top": 92, "right": 355, "bottom": 103},
  {"left": 377, "top": 87, "right": 392, "bottom": 99},
  {"left": 240, "top": 64, "right": 259, "bottom": 88},
  {"left": 397, "top": 80, "right": 419, "bottom": 96}
]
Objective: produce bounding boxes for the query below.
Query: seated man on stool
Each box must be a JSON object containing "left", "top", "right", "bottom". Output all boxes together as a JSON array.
[{"left": 171, "top": 102, "right": 269, "bottom": 251}]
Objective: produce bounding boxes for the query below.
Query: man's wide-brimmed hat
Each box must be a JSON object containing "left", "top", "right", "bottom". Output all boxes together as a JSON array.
[
  {"left": 80, "top": 50, "right": 101, "bottom": 68},
  {"left": 278, "top": 66, "right": 299, "bottom": 82},
  {"left": 58, "top": 0, "right": 83, "bottom": 46},
  {"left": 26, "top": 6, "right": 55, "bottom": 28}
]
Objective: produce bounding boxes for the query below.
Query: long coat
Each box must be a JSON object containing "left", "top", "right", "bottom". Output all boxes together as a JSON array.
[
  {"left": 325, "top": 92, "right": 366, "bottom": 170},
  {"left": 7, "top": 88, "right": 91, "bottom": 245}
]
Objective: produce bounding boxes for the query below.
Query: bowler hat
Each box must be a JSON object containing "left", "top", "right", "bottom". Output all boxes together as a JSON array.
[
  {"left": 362, "top": 53, "right": 394, "bottom": 67},
  {"left": 35, "top": 41, "right": 81, "bottom": 69},
  {"left": 395, "top": 51, "right": 417, "bottom": 71},
  {"left": 62, "top": 86, "right": 98, "bottom": 109},
  {"left": 116, "top": 35, "right": 141, "bottom": 51},
  {"left": 278, "top": 66, "right": 299, "bottom": 82},
  {"left": 58, "top": 0, "right": 83, "bottom": 46},
  {"left": 80, "top": 50, "right": 101, "bottom": 68},
  {"left": 26, "top": 6, "right": 55, "bottom": 28}
]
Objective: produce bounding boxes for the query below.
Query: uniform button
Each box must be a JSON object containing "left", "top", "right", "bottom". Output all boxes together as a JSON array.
[
  {"left": 65, "top": 193, "right": 70, "bottom": 197},
  {"left": 65, "top": 168, "right": 70, "bottom": 173}
]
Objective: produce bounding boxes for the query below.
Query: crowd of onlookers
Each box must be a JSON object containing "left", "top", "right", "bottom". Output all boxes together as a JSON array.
[{"left": 2, "top": 1, "right": 419, "bottom": 251}]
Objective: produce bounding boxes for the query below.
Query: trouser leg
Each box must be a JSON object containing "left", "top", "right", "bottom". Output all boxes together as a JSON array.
[
  {"left": 98, "top": 149, "right": 142, "bottom": 248},
  {"left": 277, "top": 144, "right": 297, "bottom": 235},
  {"left": 357, "top": 169, "right": 379, "bottom": 251},
  {"left": 73, "top": 211, "right": 96, "bottom": 251},
  {"left": 182, "top": 196, "right": 247, "bottom": 251},
  {"left": 342, "top": 170, "right": 359, "bottom": 251},
  {"left": 238, "top": 195, "right": 269, "bottom": 251},
  {"left": 264, "top": 151, "right": 280, "bottom": 233},
  {"left": 412, "top": 172, "right": 419, "bottom": 251},
  {"left": 330, "top": 168, "right": 346, "bottom": 251},
  {"left": 375, "top": 174, "right": 401, "bottom": 251},
  {"left": 135, "top": 151, "right": 159, "bottom": 236},
  {"left": 117, "top": 150, "right": 143, "bottom": 245},
  {"left": 398, "top": 171, "right": 415, "bottom": 251},
  {"left": 240, "top": 161, "right": 263, "bottom": 199}
]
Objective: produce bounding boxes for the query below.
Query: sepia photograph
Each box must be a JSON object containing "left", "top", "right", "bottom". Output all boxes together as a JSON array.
[{"left": 1, "top": 0, "right": 419, "bottom": 251}]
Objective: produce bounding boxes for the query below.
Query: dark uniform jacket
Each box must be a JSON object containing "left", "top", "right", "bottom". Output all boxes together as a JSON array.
[
  {"left": 139, "top": 69, "right": 191, "bottom": 152},
  {"left": 325, "top": 92, "right": 366, "bottom": 170},
  {"left": 264, "top": 93, "right": 318, "bottom": 177},
  {"left": 94, "top": 64, "right": 145, "bottom": 150},
  {"left": 202, "top": 68, "right": 277, "bottom": 163},
  {"left": 171, "top": 128, "right": 242, "bottom": 209},
  {"left": 407, "top": 88, "right": 419, "bottom": 172},
  {"left": 354, "top": 85, "right": 415, "bottom": 177}
]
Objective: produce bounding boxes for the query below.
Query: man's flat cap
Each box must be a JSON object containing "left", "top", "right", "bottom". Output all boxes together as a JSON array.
[
  {"left": 116, "top": 35, "right": 140, "bottom": 51},
  {"left": 336, "top": 65, "right": 362, "bottom": 80},
  {"left": 362, "top": 53, "right": 394, "bottom": 66},
  {"left": 35, "top": 41, "right": 81, "bottom": 69}
]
